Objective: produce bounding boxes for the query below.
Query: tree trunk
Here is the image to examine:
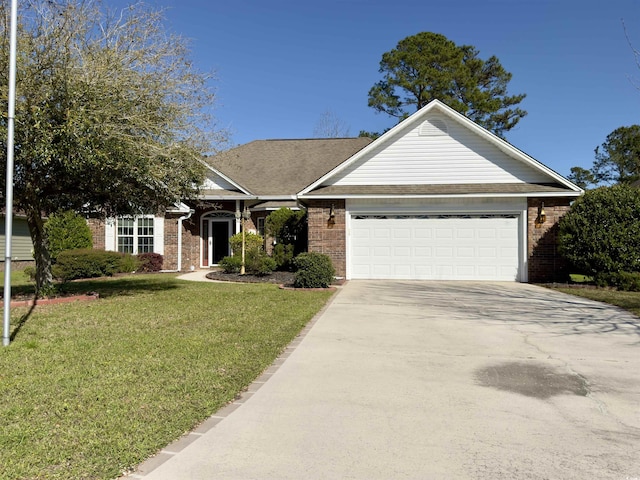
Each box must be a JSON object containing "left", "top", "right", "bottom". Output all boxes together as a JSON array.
[{"left": 25, "top": 207, "right": 53, "bottom": 296}]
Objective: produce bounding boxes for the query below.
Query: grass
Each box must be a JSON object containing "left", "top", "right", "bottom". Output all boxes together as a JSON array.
[
  {"left": 0, "top": 268, "right": 33, "bottom": 289},
  {"left": 0, "top": 273, "right": 334, "bottom": 480},
  {"left": 549, "top": 285, "right": 640, "bottom": 317}
]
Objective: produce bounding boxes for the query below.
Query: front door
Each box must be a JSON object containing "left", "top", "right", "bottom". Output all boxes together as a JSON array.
[{"left": 202, "top": 218, "right": 233, "bottom": 266}]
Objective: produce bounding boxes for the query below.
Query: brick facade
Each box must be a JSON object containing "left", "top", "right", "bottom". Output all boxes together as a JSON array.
[
  {"left": 527, "top": 197, "right": 572, "bottom": 283},
  {"left": 86, "top": 217, "right": 105, "bottom": 250},
  {"left": 86, "top": 201, "right": 252, "bottom": 272},
  {"left": 307, "top": 199, "right": 346, "bottom": 277},
  {"left": 86, "top": 196, "right": 572, "bottom": 281},
  {"left": 305, "top": 197, "right": 572, "bottom": 283}
]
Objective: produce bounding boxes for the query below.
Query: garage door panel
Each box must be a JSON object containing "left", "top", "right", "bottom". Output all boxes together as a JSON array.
[
  {"left": 436, "top": 246, "right": 454, "bottom": 257},
  {"left": 415, "top": 228, "right": 432, "bottom": 239},
  {"left": 456, "top": 228, "right": 474, "bottom": 239},
  {"left": 350, "top": 215, "right": 520, "bottom": 281},
  {"left": 374, "top": 229, "right": 391, "bottom": 239},
  {"left": 394, "top": 246, "right": 411, "bottom": 257},
  {"left": 414, "top": 246, "right": 432, "bottom": 257},
  {"left": 478, "top": 247, "right": 497, "bottom": 258},
  {"left": 393, "top": 228, "right": 411, "bottom": 239}
]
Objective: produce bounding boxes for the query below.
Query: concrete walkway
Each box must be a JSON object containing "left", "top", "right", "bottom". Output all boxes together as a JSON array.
[
  {"left": 127, "top": 281, "right": 640, "bottom": 480},
  {"left": 176, "top": 269, "right": 212, "bottom": 282}
]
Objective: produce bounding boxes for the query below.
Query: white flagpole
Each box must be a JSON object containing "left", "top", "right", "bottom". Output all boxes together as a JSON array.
[{"left": 3, "top": 0, "right": 18, "bottom": 347}]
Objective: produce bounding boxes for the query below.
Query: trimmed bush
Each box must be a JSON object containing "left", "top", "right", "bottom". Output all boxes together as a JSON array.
[
  {"left": 293, "top": 252, "right": 335, "bottom": 288},
  {"left": 137, "top": 252, "right": 163, "bottom": 272},
  {"left": 229, "top": 232, "right": 264, "bottom": 255},
  {"left": 595, "top": 271, "right": 640, "bottom": 291},
  {"left": 559, "top": 184, "right": 640, "bottom": 278},
  {"left": 245, "top": 249, "right": 276, "bottom": 275},
  {"left": 225, "top": 231, "right": 276, "bottom": 275},
  {"left": 220, "top": 251, "right": 276, "bottom": 275},
  {"left": 43, "top": 210, "right": 93, "bottom": 261},
  {"left": 219, "top": 255, "right": 242, "bottom": 273},
  {"left": 53, "top": 249, "right": 126, "bottom": 281}
]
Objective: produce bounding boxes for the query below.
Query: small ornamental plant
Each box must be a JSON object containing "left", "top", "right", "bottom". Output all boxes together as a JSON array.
[{"left": 293, "top": 252, "right": 335, "bottom": 288}]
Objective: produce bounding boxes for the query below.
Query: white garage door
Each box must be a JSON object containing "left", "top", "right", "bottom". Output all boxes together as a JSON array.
[{"left": 350, "top": 215, "right": 520, "bottom": 281}]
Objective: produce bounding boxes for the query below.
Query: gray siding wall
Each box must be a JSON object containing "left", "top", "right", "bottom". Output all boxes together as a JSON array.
[{"left": 0, "top": 217, "right": 33, "bottom": 261}]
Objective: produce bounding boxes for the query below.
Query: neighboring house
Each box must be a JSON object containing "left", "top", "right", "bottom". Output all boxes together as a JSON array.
[
  {"left": 89, "top": 100, "right": 583, "bottom": 282},
  {"left": 0, "top": 214, "right": 35, "bottom": 269}
]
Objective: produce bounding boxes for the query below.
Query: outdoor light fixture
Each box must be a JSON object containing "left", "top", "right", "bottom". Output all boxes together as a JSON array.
[
  {"left": 329, "top": 204, "right": 336, "bottom": 221},
  {"left": 535, "top": 202, "right": 547, "bottom": 228}
]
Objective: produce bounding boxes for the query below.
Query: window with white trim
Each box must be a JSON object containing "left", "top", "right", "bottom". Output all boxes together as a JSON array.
[{"left": 117, "top": 217, "right": 154, "bottom": 254}]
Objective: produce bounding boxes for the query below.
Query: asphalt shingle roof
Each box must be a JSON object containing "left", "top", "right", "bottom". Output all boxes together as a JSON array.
[{"left": 206, "top": 138, "right": 373, "bottom": 196}]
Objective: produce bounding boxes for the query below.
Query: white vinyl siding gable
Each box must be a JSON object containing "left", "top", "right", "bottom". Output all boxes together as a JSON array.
[
  {"left": 326, "top": 113, "right": 550, "bottom": 186},
  {"left": 202, "top": 173, "right": 239, "bottom": 191}
]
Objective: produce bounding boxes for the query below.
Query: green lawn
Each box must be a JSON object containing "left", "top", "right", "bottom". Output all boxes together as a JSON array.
[
  {"left": 549, "top": 285, "right": 640, "bottom": 317},
  {"left": 0, "top": 274, "right": 334, "bottom": 480},
  {"left": 0, "top": 268, "right": 33, "bottom": 289}
]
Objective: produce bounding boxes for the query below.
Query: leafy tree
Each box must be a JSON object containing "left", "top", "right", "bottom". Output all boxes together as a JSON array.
[
  {"left": 591, "top": 125, "right": 640, "bottom": 185},
  {"left": 558, "top": 184, "right": 640, "bottom": 278},
  {"left": 358, "top": 130, "right": 383, "bottom": 140},
  {"left": 368, "top": 32, "right": 526, "bottom": 137},
  {"left": 43, "top": 210, "right": 93, "bottom": 262},
  {"left": 567, "top": 166, "right": 595, "bottom": 190},
  {"left": 0, "top": 0, "right": 226, "bottom": 294}
]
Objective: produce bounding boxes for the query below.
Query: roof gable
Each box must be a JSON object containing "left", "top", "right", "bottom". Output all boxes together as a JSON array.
[
  {"left": 207, "top": 138, "right": 372, "bottom": 196},
  {"left": 300, "top": 100, "right": 581, "bottom": 195}
]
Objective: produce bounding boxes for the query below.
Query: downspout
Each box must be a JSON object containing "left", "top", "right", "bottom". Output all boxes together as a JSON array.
[{"left": 177, "top": 209, "right": 195, "bottom": 272}]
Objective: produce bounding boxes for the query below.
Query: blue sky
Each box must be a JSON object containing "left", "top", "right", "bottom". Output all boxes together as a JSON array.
[{"left": 133, "top": 0, "right": 639, "bottom": 177}]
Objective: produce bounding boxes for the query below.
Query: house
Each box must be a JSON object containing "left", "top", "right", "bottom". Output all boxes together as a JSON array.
[
  {"left": 0, "top": 213, "right": 35, "bottom": 269},
  {"left": 89, "top": 100, "right": 582, "bottom": 282}
]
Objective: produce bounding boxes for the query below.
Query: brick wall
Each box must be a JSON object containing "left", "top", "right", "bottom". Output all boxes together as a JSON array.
[
  {"left": 527, "top": 197, "right": 572, "bottom": 282},
  {"left": 180, "top": 212, "right": 201, "bottom": 271},
  {"left": 307, "top": 199, "right": 346, "bottom": 277},
  {"left": 87, "top": 218, "right": 105, "bottom": 250},
  {"left": 163, "top": 216, "right": 179, "bottom": 270}
]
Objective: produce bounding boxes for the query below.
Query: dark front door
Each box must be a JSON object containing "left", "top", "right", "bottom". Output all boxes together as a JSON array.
[{"left": 211, "top": 221, "right": 230, "bottom": 265}]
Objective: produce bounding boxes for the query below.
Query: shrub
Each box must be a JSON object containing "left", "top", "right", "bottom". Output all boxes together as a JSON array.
[
  {"left": 220, "top": 251, "right": 276, "bottom": 275},
  {"left": 293, "top": 252, "right": 335, "bottom": 288},
  {"left": 43, "top": 210, "right": 93, "bottom": 261},
  {"left": 23, "top": 266, "right": 36, "bottom": 282},
  {"left": 226, "top": 231, "right": 277, "bottom": 275},
  {"left": 229, "top": 232, "right": 264, "bottom": 255},
  {"left": 272, "top": 243, "right": 295, "bottom": 271},
  {"left": 219, "top": 256, "right": 242, "bottom": 273},
  {"left": 265, "top": 208, "right": 307, "bottom": 254},
  {"left": 53, "top": 249, "right": 125, "bottom": 281},
  {"left": 119, "top": 253, "right": 140, "bottom": 273},
  {"left": 559, "top": 184, "right": 640, "bottom": 277},
  {"left": 245, "top": 249, "right": 276, "bottom": 275},
  {"left": 136, "top": 252, "right": 163, "bottom": 272},
  {"left": 595, "top": 271, "right": 640, "bottom": 291}
]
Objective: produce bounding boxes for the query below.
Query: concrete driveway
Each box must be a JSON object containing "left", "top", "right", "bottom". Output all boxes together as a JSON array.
[{"left": 132, "top": 281, "right": 640, "bottom": 480}]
